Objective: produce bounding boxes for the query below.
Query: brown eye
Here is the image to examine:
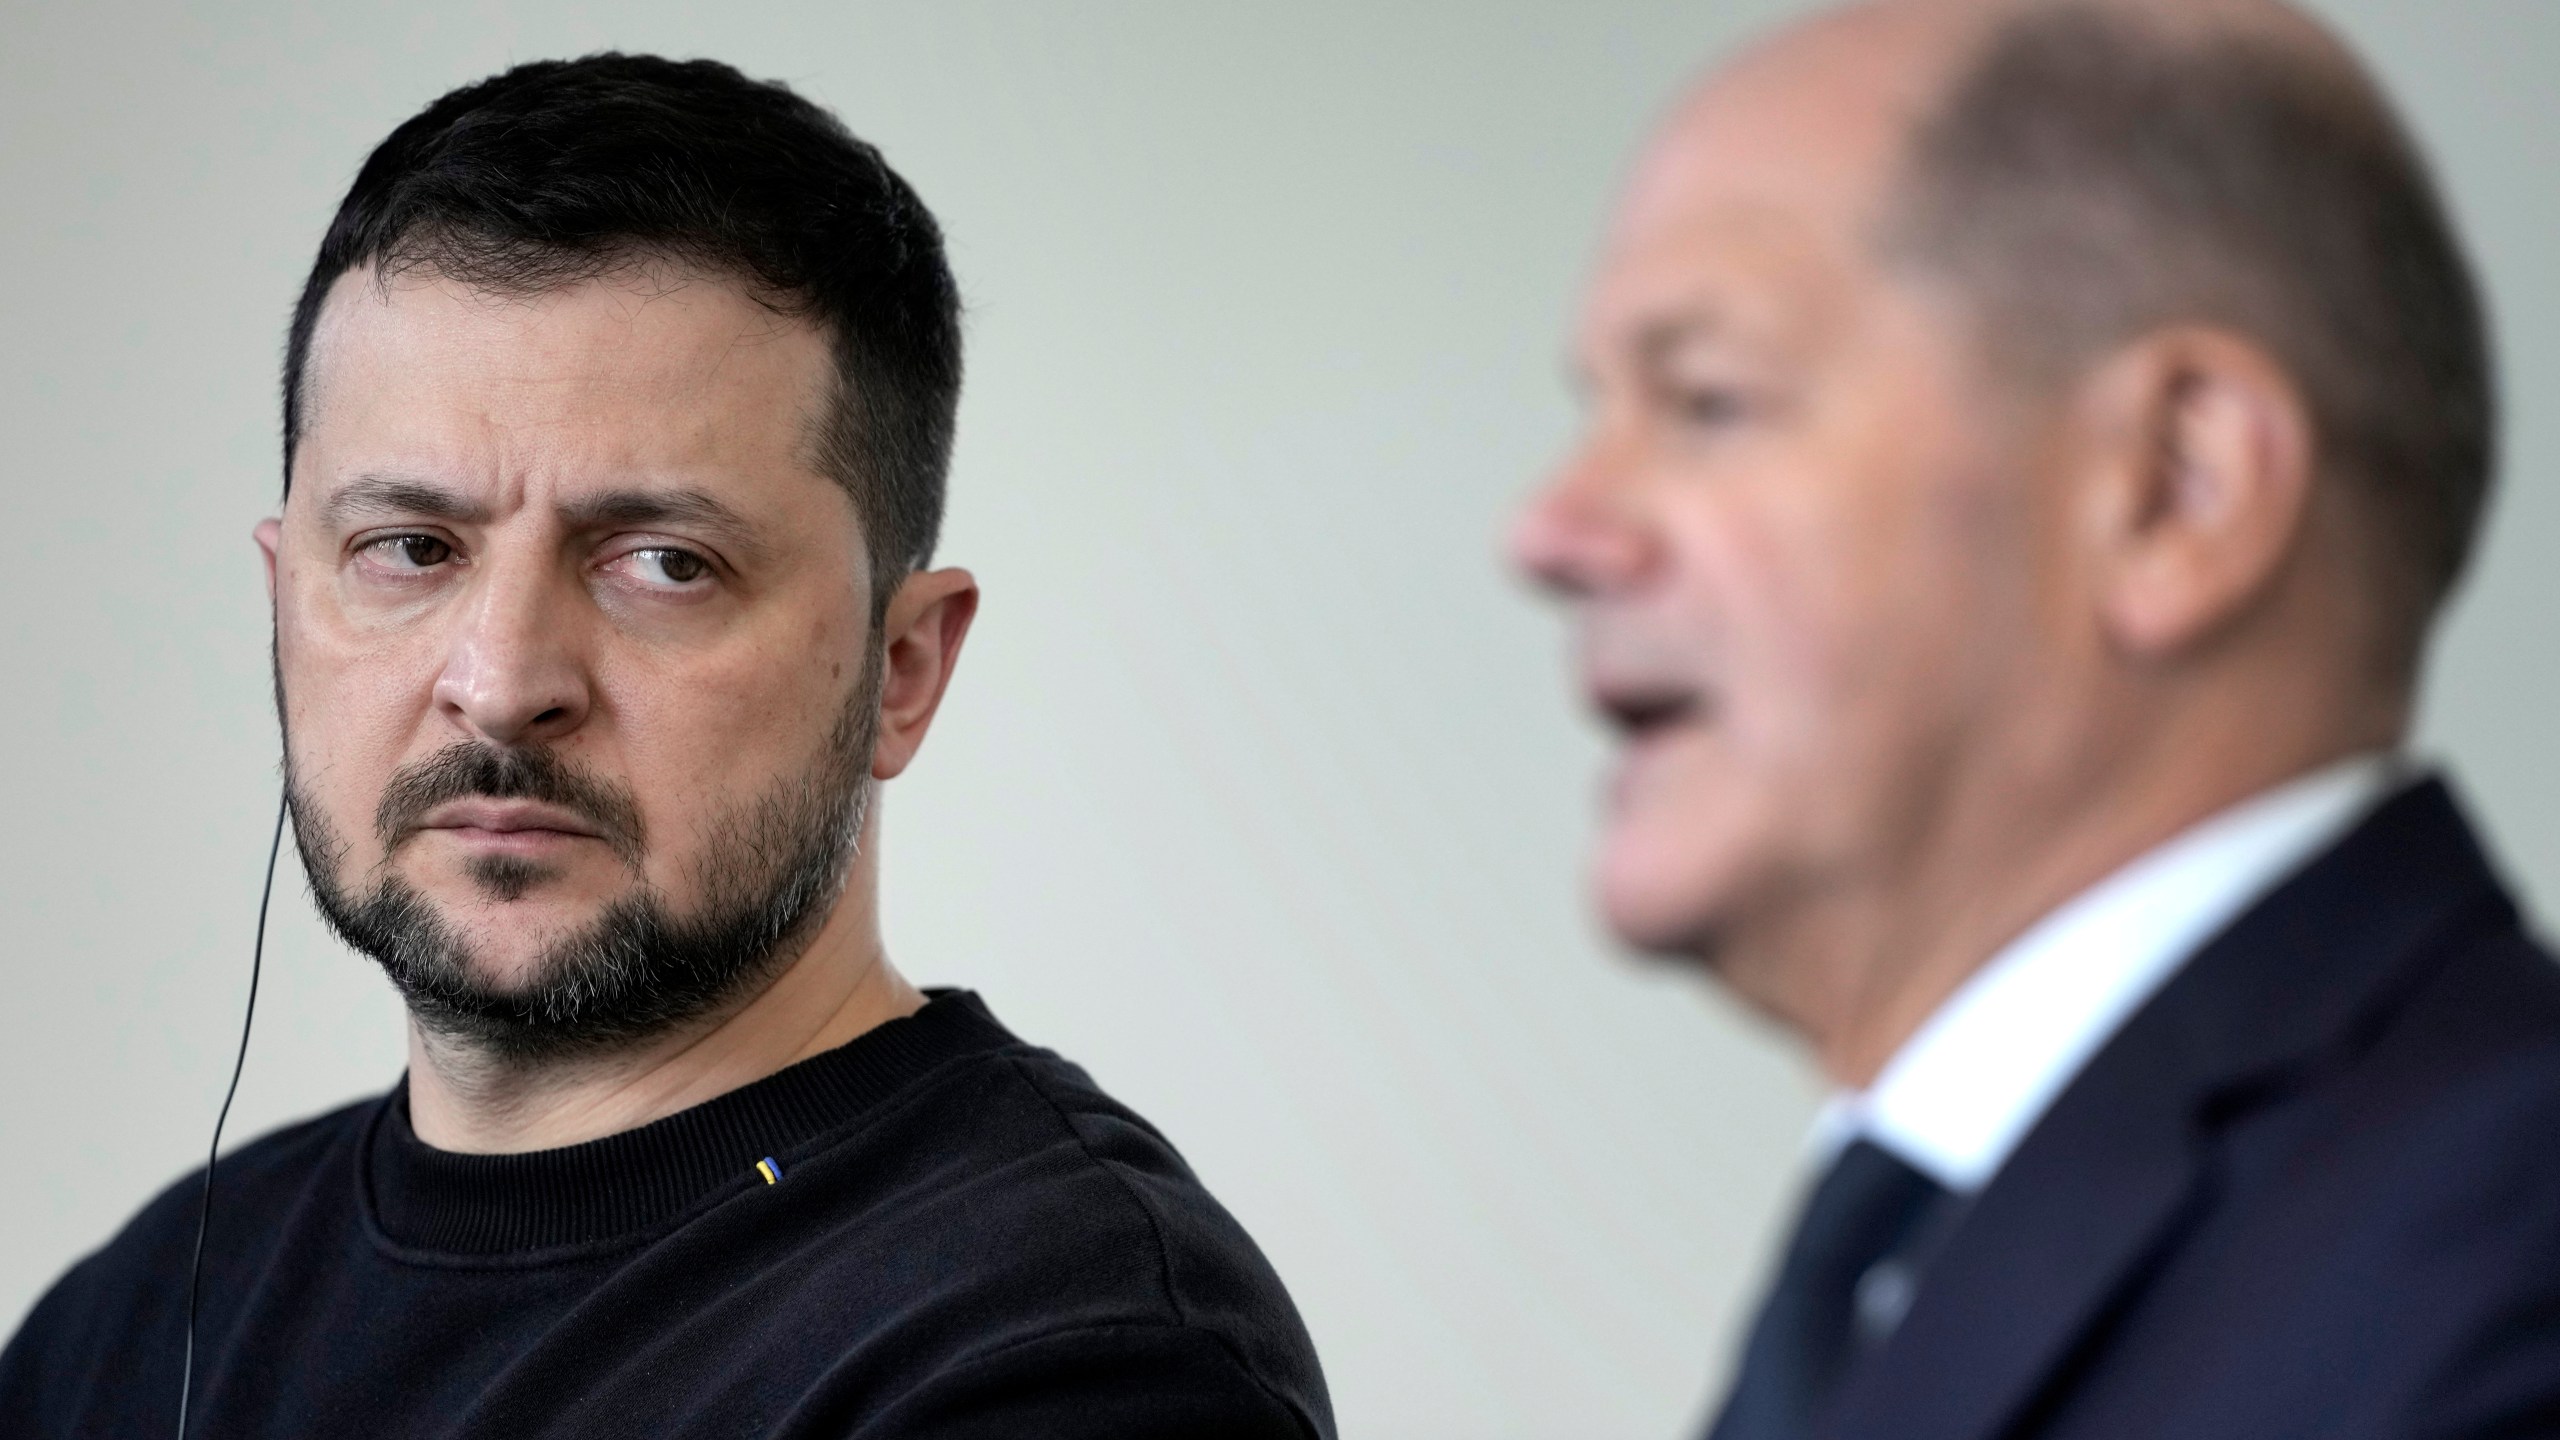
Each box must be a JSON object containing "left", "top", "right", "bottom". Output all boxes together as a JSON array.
[
  {"left": 634, "top": 548, "right": 710, "bottom": 585},
  {"left": 372, "top": 534, "right": 453, "bottom": 568}
]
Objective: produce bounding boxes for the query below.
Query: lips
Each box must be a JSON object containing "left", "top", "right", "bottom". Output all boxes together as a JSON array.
[
  {"left": 416, "top": 799, "right": 608, "bottom": 842},
  {"left": 1600, "top": 689, "right": 1702, "bottom": 737},
  {"left": 1592, "top": 682, "right": 1710, "bottom": 741}
]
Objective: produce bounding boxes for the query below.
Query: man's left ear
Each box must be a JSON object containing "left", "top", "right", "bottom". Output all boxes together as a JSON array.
[
  {"left": 254, "top": 516, "right": 283, "bottom": 603},
  {"left": 870, "top": 567, "right": 980, "bottom": 782},
  {"left": 2070, "top": 326, "right": 2317, "bottom": 657}
]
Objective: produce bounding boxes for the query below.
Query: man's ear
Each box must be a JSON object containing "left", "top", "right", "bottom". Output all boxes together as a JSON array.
[
  {"left": 870, "top": 567, "right": 980, "bottom": 782},
  {"left": 254, "top": 516, "right": 282, "bottom": 603},
  {"left": 2066, "top": 327, "right": 2317, "bottom": 659}
]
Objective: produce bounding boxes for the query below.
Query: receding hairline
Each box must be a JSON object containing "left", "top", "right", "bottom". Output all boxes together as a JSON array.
[{"left": 1870, "top": 0, "right": 2414, "bottom": 324}]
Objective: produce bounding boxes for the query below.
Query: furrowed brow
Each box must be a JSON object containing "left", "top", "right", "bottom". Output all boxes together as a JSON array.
[
  {"left": 321, "top": 475, "right": 488, "bottom": 529},
  {"left": 559, "top": 489, "right": 773, "bottom": 563}
]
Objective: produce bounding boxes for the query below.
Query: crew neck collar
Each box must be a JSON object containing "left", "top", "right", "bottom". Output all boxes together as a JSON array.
[{"left": 363, "top": 989, "right": 1021, "bottom": 1259}]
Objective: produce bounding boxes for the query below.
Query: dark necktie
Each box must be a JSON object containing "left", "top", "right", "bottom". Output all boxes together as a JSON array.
[{"left": 1705, "top": 1138, "right": 1954, "bottom": 1440}]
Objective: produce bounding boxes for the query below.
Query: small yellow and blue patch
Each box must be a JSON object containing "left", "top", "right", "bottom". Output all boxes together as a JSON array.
[{"left": 755, "top": 1157, "right": 783, "bottom": 1186}]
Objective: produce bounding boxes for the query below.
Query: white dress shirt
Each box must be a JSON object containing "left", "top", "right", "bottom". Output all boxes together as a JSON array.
[{"left": 1814, "top": 753, "right": 2406, "bottom": 1194}]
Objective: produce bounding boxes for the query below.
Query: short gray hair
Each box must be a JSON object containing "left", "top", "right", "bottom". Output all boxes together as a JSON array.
[{"left": 1886, "top": 3, "right": 2495, "bottom": 671}]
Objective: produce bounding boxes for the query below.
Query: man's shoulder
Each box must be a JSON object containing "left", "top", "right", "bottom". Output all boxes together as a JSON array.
[
  {"left": 2170, "top": 776, "right": 2560, "bottom": 1182},
  {"left": 47, "top": 1092, "right": 375, "bottom": 1293},
  {"left": 2391, "top": 902, "right": 2560, "bottom": 1055},
  {"left": 740, "top": 1040, "right": 1331, "bottom": 1435},
  {"left": 2174, "top": 856, "right": 2560, "bottom": 1227},
  {"left": 1848, "top": 818, "right": 2560, "bottom": 1438},
  {"left": 0, "top": 1094, "right": 381, "bottom": 1413},
  {"left": 813, "top": 1038, "right": 1308, "bottom": 1322},
  {"left": 2027, "top": 927, "right": 2560, "bottom": 1435},
  {"left": 984, "top": 1048, "right": 1306, "bottom": 1322},
  {"left": 2306, "top": 915, "right": 2560, "bottom": 1189}
]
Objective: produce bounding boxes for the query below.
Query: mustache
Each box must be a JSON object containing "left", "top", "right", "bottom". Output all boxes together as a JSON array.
[{"left": 374, "top": 741, "right": 648, "bottom": 867}]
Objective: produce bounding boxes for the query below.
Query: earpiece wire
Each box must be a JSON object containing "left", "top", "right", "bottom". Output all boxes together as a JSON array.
[{"left": 176, "top": 787, "right": 288, "bottom": 1439}]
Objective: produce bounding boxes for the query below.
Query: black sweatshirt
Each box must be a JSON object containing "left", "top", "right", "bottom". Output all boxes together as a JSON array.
[{"left": 0, "top": 991, "right": 1333, "bottom": 1439}]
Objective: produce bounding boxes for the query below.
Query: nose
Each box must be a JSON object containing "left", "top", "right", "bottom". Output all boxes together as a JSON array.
[
  {"left": 1508, "top": 436, "right": 1662, "bottom": 600},
  {"left": 430, "top": 549, "right": 594, "bottom": 748}
]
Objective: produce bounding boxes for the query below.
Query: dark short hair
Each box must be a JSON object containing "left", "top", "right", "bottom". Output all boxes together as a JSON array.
[
  {"left": 1887, "top": 4, "right": 2495, "bottom": 671},
  {"left": 282, "top": 53, "right": 963, "bottom": 609}
]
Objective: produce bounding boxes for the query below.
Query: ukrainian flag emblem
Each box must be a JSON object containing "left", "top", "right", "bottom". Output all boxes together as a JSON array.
[{"left": 756, "top": 1157, "right": 783, "bottom": 1185}]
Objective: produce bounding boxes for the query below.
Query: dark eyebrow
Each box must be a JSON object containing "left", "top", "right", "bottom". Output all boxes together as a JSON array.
[
  {"left": 321, "top": 477, "right": 774, "bottom": 564},
  {"left": 321, "top": 475, "right": 488, "bottom": 528},
  {"left": 559, "top": 488, "right": 773, "bottom": 564}
]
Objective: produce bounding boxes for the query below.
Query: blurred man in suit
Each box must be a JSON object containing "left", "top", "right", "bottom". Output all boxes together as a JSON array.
[{"left": 1513, "top": 1, "right": 2560, "bottom": 1436}]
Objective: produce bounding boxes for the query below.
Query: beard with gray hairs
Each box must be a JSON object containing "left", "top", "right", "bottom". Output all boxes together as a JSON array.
[{"left": 286, "top": 651, "right": 880, "bottom": 1065}]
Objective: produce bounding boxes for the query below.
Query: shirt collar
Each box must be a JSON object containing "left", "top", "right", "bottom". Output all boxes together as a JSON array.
[{"left": 1815, "top": 753, "right": 2406, "bottom": 1194}]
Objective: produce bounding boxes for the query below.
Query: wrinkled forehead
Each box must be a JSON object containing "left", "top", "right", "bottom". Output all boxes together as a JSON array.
[
  {"left": 293, "top": 261, "right": 840, "bottom": 497},
  {"left": 306, "top": 260, "right": 828, "bottom": 409}
]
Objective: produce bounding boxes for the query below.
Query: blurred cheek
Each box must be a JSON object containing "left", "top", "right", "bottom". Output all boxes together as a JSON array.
[
  {"left": 1586, "top": 482, "right": 1873, "bottom": 950},
  {"left": 1595, "top": 733, "right": 1757, "bottom": 951}
]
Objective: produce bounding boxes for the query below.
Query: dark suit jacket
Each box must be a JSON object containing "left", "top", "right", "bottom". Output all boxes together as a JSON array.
[{"left": 1826, "top": 777, "right": 2560, "bottom": 1440}]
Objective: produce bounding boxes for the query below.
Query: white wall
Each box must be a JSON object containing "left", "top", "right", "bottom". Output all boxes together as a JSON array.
[{"left": 2, "top": 3, "right": 2552, "bottom": 1436}]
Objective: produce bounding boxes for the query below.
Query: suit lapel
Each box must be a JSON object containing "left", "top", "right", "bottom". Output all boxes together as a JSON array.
[
  {"left": 1826, "top": 778, "right": 2512, "bottom": 1440},
  {"left": 1825, "top": 1056, "right": 2205, "bottom": 1440}
]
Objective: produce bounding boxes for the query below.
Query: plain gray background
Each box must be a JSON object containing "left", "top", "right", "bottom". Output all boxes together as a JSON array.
[{"left": 2, "top": 2, "right": 2552, "bottom": 1435}]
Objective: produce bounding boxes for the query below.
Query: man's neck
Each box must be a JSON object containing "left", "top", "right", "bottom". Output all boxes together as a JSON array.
[
  {"left": 1781, "top": 700, "right": 2407, "bottom": 1089},
  {"left": 403, "top": 893, "right": 927, "bottom": 1155}
]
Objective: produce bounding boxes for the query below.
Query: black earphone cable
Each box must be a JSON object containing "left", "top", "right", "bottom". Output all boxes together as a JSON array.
[{"left": 176, "top": 788, "right": 288, "bottom": 1440}]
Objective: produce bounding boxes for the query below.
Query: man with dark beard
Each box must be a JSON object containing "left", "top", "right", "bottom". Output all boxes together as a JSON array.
[{"left": 0, "top": 54, "right": 1330, "bottom": 1440}]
